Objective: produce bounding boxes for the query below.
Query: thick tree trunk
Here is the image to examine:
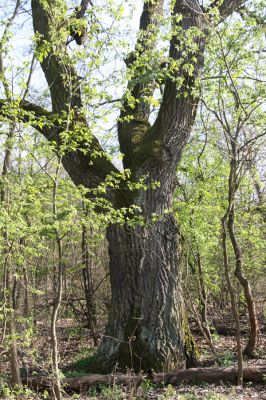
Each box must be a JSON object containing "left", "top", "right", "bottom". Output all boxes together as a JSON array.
[{"left": 95, "top": 176, "right": 198, "bottom": 372}]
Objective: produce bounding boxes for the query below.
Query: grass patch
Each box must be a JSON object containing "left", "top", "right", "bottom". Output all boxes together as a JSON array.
[{"left": 64, "top": 347, "right": 96, "bottom": 378}]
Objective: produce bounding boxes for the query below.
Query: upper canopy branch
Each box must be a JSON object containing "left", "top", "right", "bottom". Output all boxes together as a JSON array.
[
  {"left": 208, "top": 0, "right": 247, "bottom": 20},
  {"left": 76, "top": 0, "right": 92, "bottom": 19},
  {"left": 133, "top": 0, "right": 249, "bottom": 174},
  {"left": 147, "top": 0, "right": 204, "bottom": 165},
  {"left": 118, "top": 0, "right": 163, "bottom": 169},
  {"left": 31, "top": 0, "right": 83, "bottom": 113},
  {"left": 3, "top": 0, "right": 252, "bottom": 209},
  {"left": 0, "top": 99, "right": 53, "bottom": 137},
  {"left": 69, "top": 0, "right": 92, "bottom": 45}
]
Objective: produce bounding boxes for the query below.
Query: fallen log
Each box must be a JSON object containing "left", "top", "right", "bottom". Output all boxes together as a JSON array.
[
  {"left": 22, "top": 365, "right": 266, "bottom": 392},
  {"left": 156, "top": 365, "right": 266, "bottom": 385}
]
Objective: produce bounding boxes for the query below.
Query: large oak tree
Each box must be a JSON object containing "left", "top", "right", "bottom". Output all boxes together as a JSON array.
[{"left": 0, "top": 0, "right": 246, "bottom": 372}]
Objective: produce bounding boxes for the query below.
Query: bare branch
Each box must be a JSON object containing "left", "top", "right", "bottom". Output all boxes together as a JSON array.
[{"left": 238, "top": 131, "right": 266, "bottom": 153}]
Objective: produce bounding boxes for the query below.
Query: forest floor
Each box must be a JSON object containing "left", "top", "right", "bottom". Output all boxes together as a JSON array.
[{"left": 0, "top": 318, "right": 266, "bottom": 399}]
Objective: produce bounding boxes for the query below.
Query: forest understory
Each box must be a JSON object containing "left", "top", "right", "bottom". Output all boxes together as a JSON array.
[{"left": 1, "top": 311, "right": 266, "bottom": 400}]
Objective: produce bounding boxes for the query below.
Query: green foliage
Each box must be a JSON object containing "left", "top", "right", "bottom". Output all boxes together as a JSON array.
[
  {"left": 66, "top": 348, "right": 96, "bottom": 377},
  {"left": 87, "top": 384, "right": 124, "bottom": 400},
  {"left": 0, "top": 383, "right": 39, "bottom": 399},
  {"left": 158, "top": 384, "right": 176, "bottom": 399},
  {"left": 140, "top": 378, "right": 156, "bottom": 392},
  {"left": 216, "top": 350, "right": 235, "bottom": 367},
  {"left": 175, "top": 7, "right": 266, "bottom": 314}
]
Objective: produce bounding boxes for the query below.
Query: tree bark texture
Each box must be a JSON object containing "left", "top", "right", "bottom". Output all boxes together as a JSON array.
[
  {"left": 28, "top": 0, "right": 206, "bottom": 372},
  {"left": 96, "top": 213, "right": 197, "bottom": 372}
]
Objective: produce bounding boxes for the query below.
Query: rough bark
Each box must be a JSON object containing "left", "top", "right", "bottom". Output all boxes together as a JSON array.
[
  {"left": 22, "top": 365, "right": 266, "bottom": 392},
  {"left": 95, "top": 213, "right": 198, "bottom": 372},
  {"left": 208, "top": 0, "right": 246, "bottom": 20}
]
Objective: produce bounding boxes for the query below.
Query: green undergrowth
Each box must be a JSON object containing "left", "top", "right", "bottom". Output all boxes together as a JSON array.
[
  {"left": 64, "top": 347, "right": 97, "bottom": 377},
  {"left": 215, "top": 350, "right": 235, "bottom": 367}
]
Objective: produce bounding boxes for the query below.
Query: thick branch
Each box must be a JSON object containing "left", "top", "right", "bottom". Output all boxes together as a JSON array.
[
  {"left": 69, "top": 0, "right": 92, "bottom": 45},
  {"left": 118, "top": 0, "right": 163, "bottom": 169},
  {"left": 76, "top": 0, "right": 91, "bottom": 19},
  {"left": 208, "top": 0, "right": 246, "bottom": 20},
  {"left": 0, "top": 99, "right": 121, "bottom": 206},
  {"left": 134, "top": 0, "right": 248, "bottom": 173},
  {"left": 31, "top": 0, "right": 82, "bottom": 112}
]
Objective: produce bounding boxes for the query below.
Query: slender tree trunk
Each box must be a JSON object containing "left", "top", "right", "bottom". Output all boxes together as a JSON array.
[
  {"left": 195, "top": 251, "right": 213, "bottom": 348},
  {"left": 228, "top": 206, "right": 258, "bottom": 357},
  {"left": 50, "top": 240, "right": 63, "bottom": 400},
  {"left": 227, "top": 146, "right": 258, "bottom": 357},
  {"left": 221, "top": 215, "right": 243, "bottom": 386},
  {"left": 5, "top": 264, "right": 22, "bottom": 387},
  {"left": 23, "top": 265, "right": 30, "bottom": 317},
  {"left": 9, "top": 321, "right": 22, "bottom": 387},
  {"left": 50, "top": 163, "right": 63, "bottom": 400},
  {"left": 81, "top": 222, "right": 98, "bottom": 346},
  {"left": 184, "top": 285, "right": 215, "bottom": 355}
]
